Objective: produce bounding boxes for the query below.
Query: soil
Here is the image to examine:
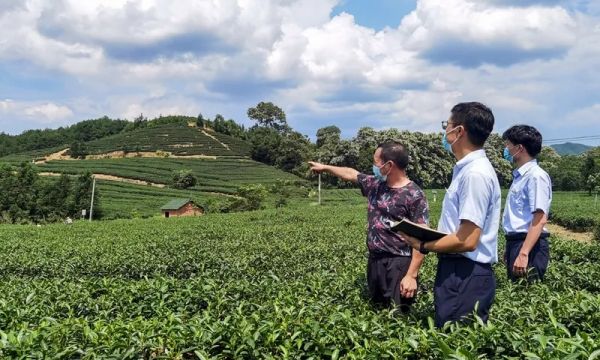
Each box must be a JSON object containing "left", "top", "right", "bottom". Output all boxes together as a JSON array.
[{"left": 546, "top": 223, "right": 594, "bottom": 244}]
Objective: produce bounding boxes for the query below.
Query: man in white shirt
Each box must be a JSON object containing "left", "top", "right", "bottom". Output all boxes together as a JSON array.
[
  {"left": 502, "top": 125, "right": 552, "bottom": 282},
  {"left": 400, "top": 102, "right": 501, "bottom": 327}
]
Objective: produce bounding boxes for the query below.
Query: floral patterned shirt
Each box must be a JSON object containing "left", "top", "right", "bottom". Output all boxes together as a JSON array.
[{"left": 358, "top": 174, "right": 429, "bottom": 256}]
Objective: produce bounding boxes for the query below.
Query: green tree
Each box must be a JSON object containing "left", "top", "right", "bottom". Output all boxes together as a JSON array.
[
  {"left": 485, "top": 133, "right": 513, "bottom": 187},
  {"left": 197, "top": 113, "right": 206, "bottom": 128},
  {"left": 73, "top": 172, "right": 101, "bottom": 219},
  {"left": 538, "top": 146, "right": 561, "bottom": 174},
  {"left": 247, "top": 127, "right": 282, "bottom": 166},
  {"left": 316, "top": 126, "right": 341, "bottom": 148},
  {"left": 582, "top": 154, "right": 598, "bottom": 195},
  {"left": 69, "top": 141, "right": 88, "bottom": 159},
  {"left": 247, "top": 102, "right": 289, "bottom": 133},
  {"left": 171, "top": 170, "right": 198, "bottom": 189},
  {"left": 228, "top": 184, "right": 268, "bottom": 211},
  {"left": 276, "top": 131, "right": 315, "bottom": 175}
]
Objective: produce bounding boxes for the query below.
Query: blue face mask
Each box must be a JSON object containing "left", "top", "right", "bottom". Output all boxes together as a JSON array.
[
  {"left": 372, "top": 164, "right": 388, "bottom": 182},
  {"left": 503, "top": 147, "right": 513, "bottom": 162},
  {"left": 442, "top": 133, "right": 452, "bottom": 153},
  {"left": 442, "top": 126, "right": 461, "bottom": 153}
]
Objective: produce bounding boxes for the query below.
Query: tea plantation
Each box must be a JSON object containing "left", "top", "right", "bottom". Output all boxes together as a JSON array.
[
  {"left": 81, "top": 125, "right": 251, "bottom": 157},
  {"left": 37, "top": 157, "right": 304, "bottom": 195},
  {"left": 0, "top": 200, "right": 598, "bottom": 358}
]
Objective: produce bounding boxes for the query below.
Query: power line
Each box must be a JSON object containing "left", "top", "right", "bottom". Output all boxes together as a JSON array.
[{"left": 543, "top": 134, "right": 600, "bottom": 144}]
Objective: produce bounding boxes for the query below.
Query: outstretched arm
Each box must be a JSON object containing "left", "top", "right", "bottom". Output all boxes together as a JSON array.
[{"left": 308, "top": 161, "right": 359, "bottom": 183}]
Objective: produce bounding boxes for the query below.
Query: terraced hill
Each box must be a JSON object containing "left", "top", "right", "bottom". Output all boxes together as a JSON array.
[
  {"left": 0, "top": 124, "right": 309, "bottom": 219},
  {"left": 37, "top": 157, "right": 303, "bottom": 195},
  {"left": 80, "top": 124, "right": 251, "bottom": 157}
]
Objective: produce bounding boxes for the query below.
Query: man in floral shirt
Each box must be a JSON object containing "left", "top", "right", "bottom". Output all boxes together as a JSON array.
[{"left": 309, "top": 141, "right": 429, "bottom": 312}]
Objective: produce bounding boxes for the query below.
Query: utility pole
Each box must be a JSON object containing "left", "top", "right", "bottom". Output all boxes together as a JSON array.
[
  {"left": 318, "top": 172, "right": 322, "bottom": 205},
  {"left": 89, "top": 176, "right": 96, "bottom": 222}
]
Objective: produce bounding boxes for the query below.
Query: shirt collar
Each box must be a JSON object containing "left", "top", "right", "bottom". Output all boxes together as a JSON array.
[
  {"left": 513, "top": 159, "right": 537, "bottom": 179},
  {"left": 455, "top": 149, "right": 486, "bottom": 170},
  {"left": 452, "top": 149, "right": 486, "bottom": 178}
]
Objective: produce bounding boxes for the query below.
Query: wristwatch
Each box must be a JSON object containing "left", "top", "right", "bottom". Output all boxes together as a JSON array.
[{"left": 419, "top": 241, "right": 429, "bottom": 255}]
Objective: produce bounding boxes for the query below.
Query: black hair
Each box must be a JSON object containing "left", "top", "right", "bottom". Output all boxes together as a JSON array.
[
  {"left": 377, "top": 141, "right": 409, "bottom": 170},
  {"left": 502, "top": 125, "right": 543, "bottom": 157},
  {"left": 450, "top": 102, "right": 495, "bottom": 147}
]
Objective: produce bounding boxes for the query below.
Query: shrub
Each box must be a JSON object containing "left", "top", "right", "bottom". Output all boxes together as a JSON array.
[{"left": 171, "top": 170, "right": 197, "bottom": 189}]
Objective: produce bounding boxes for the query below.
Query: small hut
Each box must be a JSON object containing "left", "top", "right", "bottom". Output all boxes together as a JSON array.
[{"left": 160, "top": 199, "right": 204, "bottom": 218}]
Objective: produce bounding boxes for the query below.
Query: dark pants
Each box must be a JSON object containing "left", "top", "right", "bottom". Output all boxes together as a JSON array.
[
  {"left": 505, "top": 233, "right": 550, "bottom": 282},
  {"left": 434, "top": 255, "right": 496, "bottom": 328},
  {"left": 367, "top": 253, "right": 415, "bottom": 312}
]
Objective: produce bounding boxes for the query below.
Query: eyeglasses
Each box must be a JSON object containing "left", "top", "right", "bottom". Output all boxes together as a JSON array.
[{"left": 441, "top": 121, "right": 456, "bottom": 130}]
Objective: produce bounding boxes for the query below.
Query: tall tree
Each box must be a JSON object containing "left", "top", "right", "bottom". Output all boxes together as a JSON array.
[
  {"left": 247, "top": 102, "right": 288, "bottom": 133},
  {"left": 582, "top": 153, "right": 598, "bottom": 194}
]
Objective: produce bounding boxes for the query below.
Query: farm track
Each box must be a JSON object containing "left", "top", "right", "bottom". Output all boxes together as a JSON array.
[
  {"left": 38, "top": 172, "right": 241, "bottom": 198},
  {"left": 547, "top": 223, "right": 594, "bottom": 243}
]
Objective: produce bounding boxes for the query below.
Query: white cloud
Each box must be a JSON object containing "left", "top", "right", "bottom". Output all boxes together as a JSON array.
[
  {"left": 406, "top": 0, "right": 577, "bottom": 49},
  {"left": 23, "top": 102, "right": 74, "bottom": 121},
  {"left": 0, "top": 99, "right": 74, "bottom": 130},
  {"left": 0, "top": 0, "right": 599, "bottom": 143}
]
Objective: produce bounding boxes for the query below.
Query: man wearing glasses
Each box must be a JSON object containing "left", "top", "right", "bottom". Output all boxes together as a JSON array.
[
  {"left": 309, "top": 141, "right": 429, "bottom": 313},
  {"left": 400, "top": 102, "right": 501, "bottom": 327}
]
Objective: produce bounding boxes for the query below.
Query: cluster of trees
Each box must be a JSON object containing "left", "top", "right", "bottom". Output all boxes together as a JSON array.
[
  {"left": 226, "top": 101, "right": 599, "bottom": 192},
  {"left": 539, "top": 147, "right": 600, "bottom": 193},
  {"left": 0, "top": 163, "right": 101, "bottom": 224},
  {"left": 0, "top": 117, "right": 130, "bottom": 157},
  {"left": 224, "top": 102, "right": 511, "bottom": 188}
]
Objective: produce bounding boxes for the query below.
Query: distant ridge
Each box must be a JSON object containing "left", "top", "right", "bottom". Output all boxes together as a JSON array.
[{"left": 550, "top": 142, "right": 594, "bottom": 156}]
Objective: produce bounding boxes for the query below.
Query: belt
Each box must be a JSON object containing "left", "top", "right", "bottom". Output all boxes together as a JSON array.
[
  {"left": 438, "top": 253, "right": 464, "bottom": 259},
  {"left": 505, "top": 232, "right": 550, "bottom": 242}
]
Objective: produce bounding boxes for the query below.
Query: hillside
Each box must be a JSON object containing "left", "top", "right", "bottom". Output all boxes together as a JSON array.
[
  {"left": 0, "top": 122, "right": 308, "bottom": 220},
  {"left": 36, "top": 157, "right": 303, "bottom": 195},
  {"left": 80, "top": 124, "right": 251, "bottom": 157},
  {"left": 551, "top": 142, "right": 594, "bottom": 155}
]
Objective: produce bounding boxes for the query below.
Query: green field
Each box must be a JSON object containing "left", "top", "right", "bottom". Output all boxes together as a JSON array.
[
  {"left": 95, "top": 181, "right": 229, "bottom": 219},
  {"left": 549, "top": 192, "right": 600, "bottom": 231},
  {"left": 0, "top": 198, "right": 598, "bottom": 358},
  {"left": 36, "top": 157, "right": 304, "bottom": 195}
]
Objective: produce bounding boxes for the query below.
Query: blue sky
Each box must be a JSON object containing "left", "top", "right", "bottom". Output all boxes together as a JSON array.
[
  {"left": 1, "top": 0, "right": 599, "bottom": 146},
  {"left": 333, "top": 0, "right": 417, "bottom": 30}
]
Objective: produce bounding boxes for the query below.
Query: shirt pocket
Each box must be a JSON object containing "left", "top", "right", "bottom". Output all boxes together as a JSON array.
[{"left": 510, "top": 187, "right": 525, "bottom": 213}]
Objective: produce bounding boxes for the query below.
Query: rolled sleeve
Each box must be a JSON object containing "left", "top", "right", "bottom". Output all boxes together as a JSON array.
[
  {"left": 527, "top": 174, "right": 551, "bottom": 214},
  {"left": 457, "top": 172, "right": 491, "bottom": 229},
  {"left": 357, "top": 173, "right": 378, "bottom": 197}
]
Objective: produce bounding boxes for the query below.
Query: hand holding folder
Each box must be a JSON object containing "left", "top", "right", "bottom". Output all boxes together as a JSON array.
[{"left": 387, "top": 218, "right": 448, "bottom": 242}]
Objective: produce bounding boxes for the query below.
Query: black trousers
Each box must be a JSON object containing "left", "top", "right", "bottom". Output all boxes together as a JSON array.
[
  {"left": 434, "top": 255, "right": 496, "bottom": 328},
  {"left": 367, "top": 253, "right": 415, "bottom": 312},
  {"left": 505, "top": 233, "right": 550, "bottom": 282}
]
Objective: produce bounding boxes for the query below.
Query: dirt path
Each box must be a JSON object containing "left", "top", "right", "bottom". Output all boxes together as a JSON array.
[
  {"left": 201, "top": 130, "right": 231, "bottom": 150},
  {"left": 39, "top": 172, "right": 167, "bottom": 188},
  {"left": 38, "top": 172, "right": 241, "bottom": 198},
  {"left": 546, "top": 223, "right": 594, "bottom": 244}
]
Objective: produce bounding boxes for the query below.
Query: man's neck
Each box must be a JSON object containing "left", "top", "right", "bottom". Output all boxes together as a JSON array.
[
  {"left": 386, "top": 171, "right": 411, "bottom": 188},
  {"left": 453, "top": 143, "right": 481, "bottom": 161},
  {"left": 515, "top": 155, "right": 534, "bottom": 168}
]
